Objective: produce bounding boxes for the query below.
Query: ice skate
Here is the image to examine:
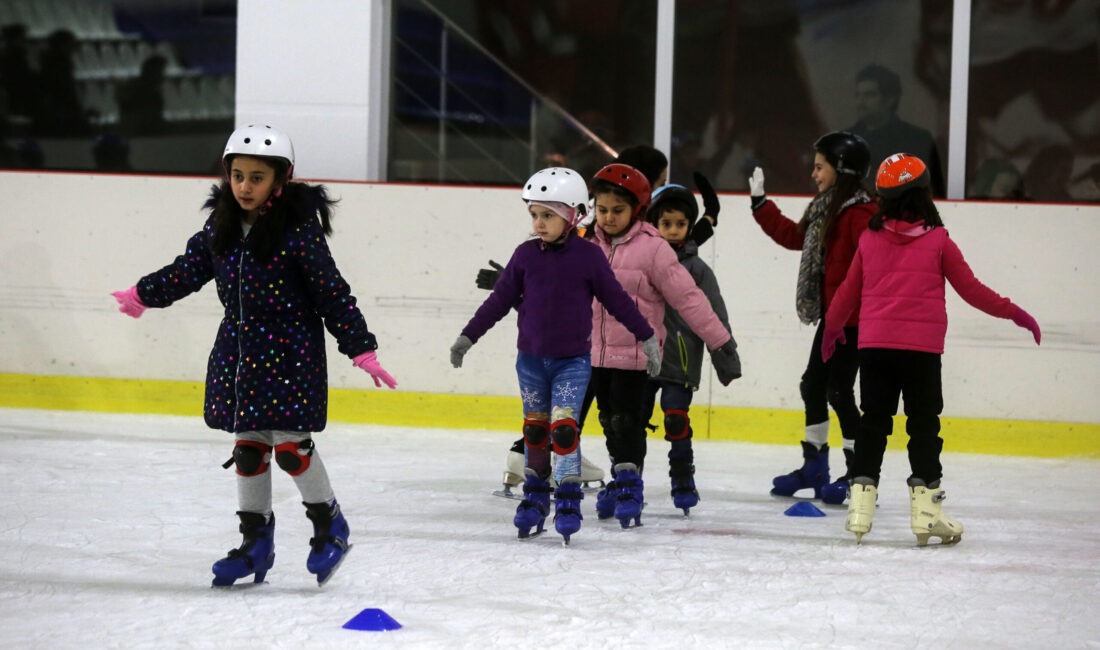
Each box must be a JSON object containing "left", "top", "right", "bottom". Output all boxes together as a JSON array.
[
  {"left": 493, "top": 439, "right": 526, "bottom": 499},
  {"left": 514, "top": 469, "right": 552, "bottom": 539},
  {"left": 578, "top": 453, "right": 606, "bottom": 490},
  {"left": 845, "top": 477, "right": 877, "bottom": 544},
  {"left": 594, "top": 478, "right": 619, "bottom": 520},
  {"left": 553, "top": 476, "right": 585, "bottom": 545},
  {"left": 771, "top": 441, "right": 830, "bottom": 499},
  {"left": 821, "top": 448, "right": 855, "bottom": 505},
  {"left": 909, "top": 479, "right": 963, "bottom": 547},
  {"left": 613, "top": 463, "right": 644, "bottom": 528},
  {"left": 669, "top": 462, "right": 699, "bottom": 515},
  {"left": 211, "top": 511, "right": 275, "bottom": 587},
  {"left": 304, "top": 500, "right": 351, "bottom": 586}
]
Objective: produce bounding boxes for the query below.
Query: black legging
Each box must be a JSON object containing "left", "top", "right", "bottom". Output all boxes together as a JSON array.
[
  {"left": 587, "top": 367, "right": 651, "bottom": 471},
  {"left": 801, "top": 321, "right": 860, "bottom": 441}
]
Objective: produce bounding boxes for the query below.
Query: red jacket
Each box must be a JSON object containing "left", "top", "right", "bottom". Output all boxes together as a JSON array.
[{"left": 752, "top": 198, "right": 875, "bottom": 327}]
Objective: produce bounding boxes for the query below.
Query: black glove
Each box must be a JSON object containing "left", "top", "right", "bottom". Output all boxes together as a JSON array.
[
  {"left": 475, "top": 260, "right": 503, "bottom": 291},
  {"left": 693, "top": 172, "right": 720, "bottom": 225},
  {"left": 710, "top": 338, "right": 741, "bottom": 386}
]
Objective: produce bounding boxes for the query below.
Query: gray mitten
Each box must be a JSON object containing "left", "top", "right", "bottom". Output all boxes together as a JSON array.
[{"left": 711, "top": 338, "right": 742, "bottom": 386}]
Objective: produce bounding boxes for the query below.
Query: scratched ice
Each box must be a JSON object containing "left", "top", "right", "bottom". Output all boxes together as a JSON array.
[{"left": 0, "top": 408, "right": 1096, "bottom": 649}]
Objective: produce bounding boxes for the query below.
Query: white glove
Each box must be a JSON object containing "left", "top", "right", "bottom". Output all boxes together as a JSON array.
[
  {"left": 748, "top": 167, "right": 766, "bottom": 198},
  {"left": 642, "top": 336, "right": 662, "bottom": 378}
]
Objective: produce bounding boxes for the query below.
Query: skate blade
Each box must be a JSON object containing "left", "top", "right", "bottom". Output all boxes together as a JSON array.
[
  {"left": 492, "top": 486, "right": 522, "bottom": 500},
  {"left": 915, "top": 533, "right": 962, "bottom": 547},
  {"left": 211, "top": 578, "right": 267, "bottom": 590},
  {"left": 517, "top": 528, "right": 546, "bottom": 541},
  {"left": 316, "top": 544, "right": 353, "bottom": 587}
]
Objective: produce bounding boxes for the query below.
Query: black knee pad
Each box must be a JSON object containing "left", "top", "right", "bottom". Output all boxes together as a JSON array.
[
  {"left": 609, "top": 413, "right": 636, "bottom": 437},
  {"left": 275, "top": 438, "right": 314, "bottom": 476},
  {"left": 551, "top": 418, "right": 579, "bottom": 454},
  {"left": 232, "top": 440, "right": 272, "bottom": 477},
  {"left": 522, "top": 419, "right": 550, "bottom": 449},
  {"left": 663, "top": 409, "right": 692, "bottom": 441}
]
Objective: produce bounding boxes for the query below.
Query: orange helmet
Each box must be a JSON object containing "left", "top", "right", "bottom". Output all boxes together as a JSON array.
[
  {"left": 875, "top": 153, "right": 929, "bottom": 198},
  {"left": 592, "top": 163, "right": 652, "bottom": 216}
]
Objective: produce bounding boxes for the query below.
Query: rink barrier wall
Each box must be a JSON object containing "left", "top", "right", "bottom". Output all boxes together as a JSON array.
[
  {"left": 1, "top": 373, "right": 1097, "bottom": 459},
  {"left": 1, "top": 172, "right": 1097, "bottom": 435}
]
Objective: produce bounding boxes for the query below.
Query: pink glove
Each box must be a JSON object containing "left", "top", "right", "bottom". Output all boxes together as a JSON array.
[
  {"left": 353, "top": 351, "right": 398, "bottom": 389},
  {"left": 1011, "top": 306, "right": 1041, "bottom": 345},
  {"left": 111, "top": 286, "right": 147, "bottom": 319},
  {"left": 820, "top": 326, "right": 847, "bottom": 362}
]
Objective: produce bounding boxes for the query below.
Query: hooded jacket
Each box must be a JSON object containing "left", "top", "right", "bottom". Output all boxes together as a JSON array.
[
  {"left": 591, "top": 220, "right": 731, "bottom": 371},
  {"left": 134, "top": 183, "right": 378, "bottom": 433},
  {"left": 826, "top": 220, "right": 1017, "bottom": 354},
  {"left": 659, "top": 240, "right": 737, "bottom": 388}
]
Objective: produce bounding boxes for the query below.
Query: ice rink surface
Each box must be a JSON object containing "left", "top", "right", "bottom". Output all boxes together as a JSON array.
[{"left": 1, "top": 408, "right": 1097, "bottom": 649}]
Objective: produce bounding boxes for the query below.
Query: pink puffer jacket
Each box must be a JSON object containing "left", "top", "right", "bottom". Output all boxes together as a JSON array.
[{"left": 591, "top": 220, "right": 731, "bottom": 370}]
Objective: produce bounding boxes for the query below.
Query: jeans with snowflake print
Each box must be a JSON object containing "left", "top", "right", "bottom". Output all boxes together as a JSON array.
[{"left": 516, "top": 352, "right": 591, "bottom": 482}]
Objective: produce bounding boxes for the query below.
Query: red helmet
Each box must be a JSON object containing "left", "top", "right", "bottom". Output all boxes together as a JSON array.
[
  {"left": 876, "top": 153, "right": 929, "bottom": 198},
  {"left": 592, "top": 163, "right": 652, "bottom": 216}
]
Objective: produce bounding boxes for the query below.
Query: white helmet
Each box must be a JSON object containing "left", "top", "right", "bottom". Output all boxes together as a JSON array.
[
  {"left": 223, "top": 124, "right": 295, "bottom": 177},
  {"left": 522, "top": 167, "right": 589, "bottom": 226}
]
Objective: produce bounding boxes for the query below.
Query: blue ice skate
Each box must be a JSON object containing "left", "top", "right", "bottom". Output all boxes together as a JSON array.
[
  {"left": 595, "top": 478, "right": 619, "bottom": 520},
  {"left": 771, "top": 441, "right": 830, "bottom": 499},
  {"left": 553, "top": 476, "right": 585, "bottom": 544},
  {"left": 514, "top": 469, "right": 552, "bottom": 539},
  {"left": 820, "top": 449, "right": 856, "bottom": 505},
  {"left": 670, "top": 463, "right": 700, "bottom": 515},
  {"left": 211, "top": 511, "right": 275, "bottom": 587},
  {"left": 612, "top": 463, "right": 644, "bottom": 528},
  {"left": 304, "top": 500, "right": 351, "bottom": 586}
]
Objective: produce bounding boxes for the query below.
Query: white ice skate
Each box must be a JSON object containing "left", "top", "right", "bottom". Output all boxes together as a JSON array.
[
  {"left": 845, "top": 477, "right": 877, "bottom": 544},
  {"left": 493, "top": 443, "right": 606, "bottom": 499},
  {"left": 909, "top": 479, "right": 963, "bottom": 547}
]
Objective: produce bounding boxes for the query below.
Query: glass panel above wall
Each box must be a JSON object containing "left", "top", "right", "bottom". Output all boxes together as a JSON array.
[
  {"left": 389, "top": 0, "right": 656, "bottom": 186},
  {"left": 670, "top": 0, "right": 951, "bottom": 198},
  {"left": 966, "top": 0, "right": 1100, "bottom": 203},
  {"left": 0, "top": 0, "right": 236, "bottom": 175}
]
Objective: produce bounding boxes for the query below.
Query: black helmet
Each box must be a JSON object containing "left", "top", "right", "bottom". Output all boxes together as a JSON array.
[
  {"left": 814, "top": 131, "right": 871, "bottom": 178},
  {"left": 646, "top": 183, "right": 698, "bottom": 230}
]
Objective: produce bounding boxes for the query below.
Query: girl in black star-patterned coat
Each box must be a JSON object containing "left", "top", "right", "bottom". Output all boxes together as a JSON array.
[{"left": 111, "top": 124, "right": 396, "bottom": 587}]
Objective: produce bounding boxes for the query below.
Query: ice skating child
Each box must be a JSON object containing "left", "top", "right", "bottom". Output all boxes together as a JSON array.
[
  {"left": 587, "top": 163, "right": 739, "bottom": 528},
  {"left": 110, "top": 124, "right": 396, "bottom": 586},
  {"left": 450, "top": 167, "right": 660, "bottom": 544},
  {"left": 642, "top": 183, "right": 741, "bottom": 515},
  {"left": 747, "top": 131, "right": 876, "bottom": 504},
  {"left": 821, "top": 153, "right": 1042, "bottom": 545}
]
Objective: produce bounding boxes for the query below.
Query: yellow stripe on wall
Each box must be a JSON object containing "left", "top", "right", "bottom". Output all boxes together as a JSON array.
[{"left": 0, "top": 373, "right": 1096, "bottom": 459}]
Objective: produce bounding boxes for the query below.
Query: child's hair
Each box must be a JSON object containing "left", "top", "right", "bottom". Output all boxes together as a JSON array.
[
  {"left": 646, "top": 184, "right": 698, "bottom": 231},
  {"left": 801, "top": 131, "right": 872, "bottom": 241},
  {"left": 870, "top": 186, "right": 944, "bottom": 230},
  {"left": 592, "top": 179, "right": 639, "bottom": 211},
  {"left": 616, "top": 145, "right": 668, "bottom": 187},
  {"left": 208, "top": 156, "right": 336, "bottom": 260}
]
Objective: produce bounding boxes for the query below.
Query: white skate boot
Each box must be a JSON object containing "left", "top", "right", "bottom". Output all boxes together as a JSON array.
[
  {"left": 845, "top": 477, "right": 877, "bottom": 544},
  {"left": 908, "top": 478, "right": 963, "bottom": 547},
  {"left": 578, "top": 453, "right": 606, "bottom": 490},
  {"left": 493, "top": 440, "right": 526, "bottom": 499}
]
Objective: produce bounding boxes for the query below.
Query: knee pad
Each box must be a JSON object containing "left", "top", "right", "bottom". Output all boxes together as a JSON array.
[
  {"left": 550, "top": 418, "right": 579, "bottom": 454},
  {"left": 663, "top": 409, "right": 692, "bottom": 441},
  {"left": 232, "top": 440, "right": 272, "bottom": 477},
  {"left": 609, "top": 413, "right": 636, "bottom": 437},
  {"left": 274, "top": 438, "right": 314, "bottom": 477},
  {"left": 522, "top": 419, "right": 550, "bottom": 449}
]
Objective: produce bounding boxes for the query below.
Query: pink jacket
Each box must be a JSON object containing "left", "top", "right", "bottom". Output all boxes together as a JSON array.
[
  {"left": 591, "top": 220, "right": 732, "bottom": 370},
  {"left": 826, "top": 221, "right": 1018, "bottom": 354}
]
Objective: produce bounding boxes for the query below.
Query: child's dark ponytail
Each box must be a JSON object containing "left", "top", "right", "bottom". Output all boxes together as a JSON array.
[{"left": 870, "top": 186, "right": 944, "bottom": 231}]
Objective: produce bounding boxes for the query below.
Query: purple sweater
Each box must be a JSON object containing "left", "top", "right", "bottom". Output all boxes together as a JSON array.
[{"left": 461, "top": 235, "right": 654, "bottom": 359}]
